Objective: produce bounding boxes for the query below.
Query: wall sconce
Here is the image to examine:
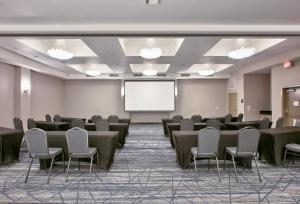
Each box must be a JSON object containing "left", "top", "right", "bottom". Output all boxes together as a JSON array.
[{"left": 21, "top": 80, "right": 31, "bottom": 93}]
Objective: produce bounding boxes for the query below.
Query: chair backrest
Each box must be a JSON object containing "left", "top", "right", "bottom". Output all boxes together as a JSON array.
[
  {"left": 224, "top": 114, "right": 232, "bottom": 123},
  {"left": 108, "top": 115, "right": 119, "bottom": 123},
  {"left": 259, "top": 118, "right": 270, "bottom": 129},
  {"left": 95, "top": 120, "right": 109, "bottom": 131},
  {"left": 53, "top": 114, "right": 62, "bottom": 122},
  {"left": 275, "top": 117, "right": 284, "bottom": 128},
  {"left": 13, "top": 117, "right": 24, "bottom": 131},
  {"left": 206, "top": 119, "right": 221, "bottom": 129},
  {"left": 180, "top": 119, "right": 194, "bottom": 131},
  {"left": 27, "top": 118, "right": 36, "bottom": 129},
  {"left": 172, "top": 115, "right": 184, "bottom": 123},
  {"left": 71, "top": 119, "right": 85, "bottom": 129},
  {"left": 237, "top": 127, "right": 260, "bottom": 156},
  {"left": 25, "top": 128, "right": 49, "bottom": 156},
  {"left": 237, "top": 113, "right": 243, "bottom": 122},
  {"left": 197, "top": 127, "right": 220, "bottom": 154},
  {"left": 91, "top": 115, "right": 102, "bottom": 123},
  {"left": 66, "top": 127, "right": 89, "bottom": 154},
  {"left": 191, "top": 115, "right": 202, "bottom": 123},
  {"left": 45, "top": 114, "right": 52, "bottom": 122},
  {"left": 294, "top": 119, "right": 300, "bottom": 127}
]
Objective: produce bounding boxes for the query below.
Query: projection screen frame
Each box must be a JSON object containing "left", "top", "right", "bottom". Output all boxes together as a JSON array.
[{"left": 124, "top": 80, "right": 176, "bottom": 112}]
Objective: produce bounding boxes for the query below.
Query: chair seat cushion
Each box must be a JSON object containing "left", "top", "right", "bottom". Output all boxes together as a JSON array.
[
  {"left": 71, "top": 147, "right": 97, "bottom": 158},
  {"left": 285, "top": 143, "right": 300, "bottom": 153},
  {"left": 226, "top": 147, "right": 254, "bottom": 157},
  {"left": 191, "top": 147, "right": 216, "bottom": 158},
  {"left": 48, "top": 147, "right": 63, "bottom": 157}
]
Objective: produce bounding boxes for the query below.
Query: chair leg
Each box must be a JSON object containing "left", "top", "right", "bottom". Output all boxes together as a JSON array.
[
  {"left": 62, "top": 153, "right": 65, "bottom": 172},
  {"left": 231, "top": 156, "right": 238, "bottom": 182},
  {"left": 193, "top": 155, "right": 198, "bottom": 182},
  {"left": 223, "top": 152, "right": 226, "bottom": 170},
  {"left": 89, "top": 155, "right": 94, "bottom": 183},
  {"left": 78, "top": 158, "right": 80, "bottom": 171},
  {"left": 66, "top": 156, "right": 72, "bottom": 182},
  {"left": 208, "top": 159, "right": 210, "bottom": 170},
  {"left": 47, "top": 157, "right": 55, "bottom": 184},
  {"left": 215, "top": 155, "right": 221, "bottom": 182},
  {"left": 253, "top": 157, "right": 262, "bottom": 182},
  {"left": 282, "top": 149, "right": 288, "bottom": 167},
  {"left": 25, "top": 157, "right": 34, "bottom": 183}
]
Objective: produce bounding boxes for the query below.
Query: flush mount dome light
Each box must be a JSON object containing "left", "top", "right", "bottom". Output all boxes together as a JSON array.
[
  {"left": 198, "top": 69, "right": 215, "bottom": 76},
  {"left": 140, "top": 47, "right": 162, "bottom": 59},
  {"left": 47, "top": 48, "right": 74, "bottom": 60},
  {"left": 86, "top": 70, "right": 101, "bottom": 77},
  {"left": 228, "top": 47, "right": 256, "bottom": 59},
  {"left": 142, "top": 69, "right": 158, "bottom": 76}
]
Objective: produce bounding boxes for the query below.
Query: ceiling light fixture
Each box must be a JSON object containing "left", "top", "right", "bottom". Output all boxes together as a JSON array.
[
  {"left": 142, "top": 69, "right": 158, "bottom": 76},
  {"left": 140, "top": 47, "right": 162, "bottom": 59},
  {"left": 47, "top": 48, "right": 74, "bottom": 60},
  {"left": 198, "top": 70, "right": 215, "bottom": 76},
  {"left": 86, "top": 70, "right": 101, "bottom": 77},
  {"left": 228, "top": 47, "right": 256, "bottom": 59}
]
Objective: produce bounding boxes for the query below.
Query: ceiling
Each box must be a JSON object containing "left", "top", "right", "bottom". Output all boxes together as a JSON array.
[
  {"left": 0, "top": 36, "right": 300, "bottom": 79},
  {"left": 0, "top": 0, "right": 300, "bottom": 34}
]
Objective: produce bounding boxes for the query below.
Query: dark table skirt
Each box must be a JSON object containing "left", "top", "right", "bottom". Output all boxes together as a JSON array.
[
  {"left": 35, "top": 121, "right": 70, "bottom": 131},
  {"left": 225, "top": 121, "right": 261, "bottom": 130},
  {"left": 162, "top": 118, "right": 174, "bottom": 136},
  {"left": 60, "top": 117, "right": 86, "bottom": 123},
  {"left": 0, "top": 127, "right": 24, "bottom": 165},
  {"left": 40, "top": 131, "right": 119, "bottom": 170}
]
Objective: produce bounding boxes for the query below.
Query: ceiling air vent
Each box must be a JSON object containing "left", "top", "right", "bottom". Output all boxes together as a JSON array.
[
  {"left": 180, "top": 73, "right": 190, "bottom": 77},
  {"left": 157, "top": 73, "right": 167, "bottom": 77},
  {"left": 133, "top": 73, "right": 143, "bottom": 77},
  {"left": 109, "top": 74, "right": 119, "bottom": 77}
]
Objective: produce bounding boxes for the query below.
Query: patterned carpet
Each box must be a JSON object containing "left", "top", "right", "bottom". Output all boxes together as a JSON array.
[{"left": 0, "top": 125, "right": 299, "bottom": 203}]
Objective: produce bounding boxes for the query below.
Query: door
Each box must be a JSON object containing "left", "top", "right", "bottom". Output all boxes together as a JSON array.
[
  {"left": 283, "top": 87, "right": 300, "bottom": 126},
  {"left": 228, "top": 92, "right": 238, "bottom": 117}
]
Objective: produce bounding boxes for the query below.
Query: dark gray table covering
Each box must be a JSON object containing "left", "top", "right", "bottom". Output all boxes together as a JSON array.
[
  {"left": 224, "top": 121, "right": 261, "bottom": 130},
  {"left": 0, "top": 127, "right": 24, "bottom": 165},
  {"left": 35, "top": 121, "right": 70, "bottom": 131},
  {"left": 60, "top": 117, "right": 86, "bottom": 123}
]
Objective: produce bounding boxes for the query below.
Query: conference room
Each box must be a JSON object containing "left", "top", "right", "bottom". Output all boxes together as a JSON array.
[{"left": 1, "top": 0, "right": 300, "bottom": 203}]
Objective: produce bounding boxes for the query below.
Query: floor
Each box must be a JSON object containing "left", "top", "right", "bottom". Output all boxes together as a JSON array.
[{"left": 0, "top": 125, "right": 299, "bottom": 203}]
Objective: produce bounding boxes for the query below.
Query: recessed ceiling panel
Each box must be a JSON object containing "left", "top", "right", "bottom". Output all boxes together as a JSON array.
[
  {"left": 119, "top": 38, "right": 184, "bottom": 56},
  {"left": 130, "top": 64, "right": 170, "bottom": 73},
  {"left": 204, "top": 38, "right": 286, "bottom": 57},
  {"left": 17, "top": 39, "right": 97, "bottom": 57},
  {"left": 69, "top": 64, "right": 115, "bottom": 74},
  {"left": 180, "top": 64, "right": 233, "bottom": 73}
]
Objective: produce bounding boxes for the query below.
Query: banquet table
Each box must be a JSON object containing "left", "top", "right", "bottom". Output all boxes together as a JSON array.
[
  {"left": 172, "top": 130, "right": 251, "bottom": 169},
  {"left": 259, "top": 127, "right": 300, "bottom": 165},
  {"left": 167, "top": 123, "right": 207, "bottom": 148},
  {"left": 224, "top": 121, "right": 261, "bottom": 130},
  {"left": 35, "top": 121, "right": 70, "bottom": 131},
  {"left": 0, "top": 127, "right": 24, "bottom": 165},
  {"left": 85, "top": 123, "right": 128, "bottom": 147},
  {"left": 40, "top": 131, "right": 119, "bottom": 170},
  {"left": 60, "top": 117, "right": 86, "bottom": 123},
  {"left": 162, "top": 118, "right": 174, "bottom": 136}
]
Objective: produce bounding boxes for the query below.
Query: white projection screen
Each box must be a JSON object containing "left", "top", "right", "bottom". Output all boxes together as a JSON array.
[{"left": 124, "top": 80, "right": 175, "bottom": 111}]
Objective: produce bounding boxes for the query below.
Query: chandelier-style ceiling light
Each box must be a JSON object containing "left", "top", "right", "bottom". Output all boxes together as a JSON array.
[
  {"left": 228, "top": 47, "right": 256, "bottom": 59},
  {"left": 86, "top": 70, "right": 101, "bottom": 77},
  {"left": 47, "top": 39, "right": 74, "bottom": 60},
  {"left": 140, "top": 38, "right": 162, "bottom": 59},
  {"left": 198, "top": 69, "right": 215, "bottom": 76},
  {"left": 142, "top": 69, "right": 158, "bottom": 76}
]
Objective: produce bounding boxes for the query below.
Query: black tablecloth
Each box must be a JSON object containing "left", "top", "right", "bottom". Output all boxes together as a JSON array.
[
  {"left": 172, "top": 130, "right": 250, "bottom": 169},
  {"left": 162, "top": 118, "right": 174, "bottom": 136},
  {"left": 259, "top": 127, "right": 300, "bottom": 165},
  {"left": 60, "top": 117, "right": 86, "bottom": 123},
  {"left": 40, "top": 131, "right": 119, "bottom": 170},
  {"left": 85, "top": 123, "right": 128, "bottom": 147},
  {"left": 225, "top": 121, "right": 261, "bottom": 130},
  {"left": 35, "top": 121, "right": 70, "bottom": 131},
  {"left": 0, "top": 127, "right": 24, "bottom": 165}
]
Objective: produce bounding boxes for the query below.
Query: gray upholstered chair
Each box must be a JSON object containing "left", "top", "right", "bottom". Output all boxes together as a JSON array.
[
  {"left": 91, "top": 115, "right": 102, "bottom": 123},
  {"left": 259, "top": 118, "right": 270, "bottom": 129},
  {"left": 237, "top": 113, "right": 243, "bottom": 122},
  {"left": 191, "top": 127, "right": 221, "bottom": 182},
  {"left": 275, "top": 117, "right": 284, "bottom": 128},
  {"left": 295, "top": 119, "right": 300, "bottom": 127},
  {"left": 224, "top": 114, "right": 233, "bottom": 123},
  {"left": 25, "top": 128, "right": 65, "bottom": 184},
  {"left": 191, "top": 115, "right": 202, "bottom": 123},
  {"left": 95, "top": 120, "right": 109, "bottom": 131},
  {"left": 13, "top": 117, "right": 24, "bottom": 131},
  {"left": 66, "top": 127, "right": 98, "bottom": 182},
  {"left": 282, "top": 143, "right": 300, "bottom": 166},
  {"left": 180, "top": 119, "right": 194, "bottom": 131},
  {"left": 71, "top": 119, "right": 85, "bottom": 129},
  {"left": 172, "top": 115, "right": 184, "bottom": 123},
  {"left": 108, "top": 115, "right": 119, "bottom": 123},
  {"left": 27, "top": 118, "right": 36, "bottom": 129},
  {"left": 224, "top": 127, "right": 261, "bottom": 182},
  {"left": 206, "top": 119, "right": 221, "bottom": 130},
  {"left": 45, "top": 114, "right": 52, "bottom": 122},
  {"left": 53, "top": 114, "right": 62, "bottom": 122}
]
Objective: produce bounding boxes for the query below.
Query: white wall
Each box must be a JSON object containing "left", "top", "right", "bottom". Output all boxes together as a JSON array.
[
  {"left": 64, "top": 80, "right": 129, "bottom": 119},
  {"left": 31, "top": 71, "right": 64, "bottom": 120},
  {"left": 271, "top": 61, "right": 300, "bottom": 123},
  {"left": 0, "top": 62, "right": 17, "bottom": 128}
]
